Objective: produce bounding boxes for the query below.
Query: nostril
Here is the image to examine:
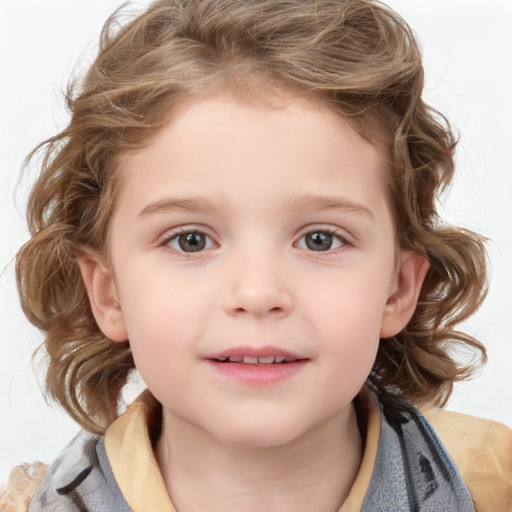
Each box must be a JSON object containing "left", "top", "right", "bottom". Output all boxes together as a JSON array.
[
  {"left": 223, "top": 285, "right": 292, "bottom": 317},
  {"left": 232, "top": 305, "right": 286, "bottom": 316}
]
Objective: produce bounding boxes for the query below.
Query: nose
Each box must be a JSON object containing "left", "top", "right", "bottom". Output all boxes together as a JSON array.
[{"left": 222, "top": 250, "right": 292, "bottom": 319}]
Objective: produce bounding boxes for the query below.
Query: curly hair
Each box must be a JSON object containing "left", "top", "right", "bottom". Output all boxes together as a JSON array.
[{"left": 16, "top": 0, "right": 487, "bottom": 434}]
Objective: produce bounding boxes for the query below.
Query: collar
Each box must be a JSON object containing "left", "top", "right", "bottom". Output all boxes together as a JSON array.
[
  {"left": 104, "top": 387, "right": 381, "bottom": 512},
  {"left": 105, "top": 390, "right": 176, "bottom": 512}
]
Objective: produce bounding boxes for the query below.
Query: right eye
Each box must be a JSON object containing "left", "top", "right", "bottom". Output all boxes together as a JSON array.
[
  {"left": 165, "top": 230, "right": 215, "bottom": 253},
  {"left": 295, "top": 229, "right": 348, "bottom": 252}
]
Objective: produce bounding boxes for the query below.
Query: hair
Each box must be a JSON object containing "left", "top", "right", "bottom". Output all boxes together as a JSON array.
[{"left": 16, "top": 0, "right": 487, "bottom": 434}]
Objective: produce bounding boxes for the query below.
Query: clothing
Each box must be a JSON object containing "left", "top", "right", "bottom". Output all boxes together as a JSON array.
[{"left": 2, "top": 388, "right": 511, "bottom": 511}]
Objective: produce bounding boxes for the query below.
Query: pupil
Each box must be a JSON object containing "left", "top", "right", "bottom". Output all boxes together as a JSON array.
[
  {"left": 179, "top": 232, "right": 206, "bottom": 252},
  {"left": 306, "top": 232, "right": 332, "bottom": 251}
]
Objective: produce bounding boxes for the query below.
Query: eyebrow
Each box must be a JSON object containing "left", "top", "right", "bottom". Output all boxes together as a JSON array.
[
  {"left": 138, "top": 196, "right": 219, "bottom": 218},
  {"left": 138, "top": 194, "right": 374, "bottom": 219},
  {"left": 286, "top": 194, "right": 375, "bottom": 219}
]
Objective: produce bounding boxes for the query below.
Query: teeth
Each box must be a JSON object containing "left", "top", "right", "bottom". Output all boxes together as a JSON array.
[
  {"left": 219, "top": 355, "right": 293, "bottom": 364},
  {"left": 258, "top": 356, "right": 275, "bottom": 364}
]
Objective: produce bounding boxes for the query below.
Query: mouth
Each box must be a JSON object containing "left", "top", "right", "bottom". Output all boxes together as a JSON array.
[
  {"left": 207, "top": 346, "right": 308, "bottom": 364},
  {"left": 206, "top": 347, "right": 308, "bottom": 385},
  {"left": 211, "top": 355, "right": 301, "bottom": 364}
]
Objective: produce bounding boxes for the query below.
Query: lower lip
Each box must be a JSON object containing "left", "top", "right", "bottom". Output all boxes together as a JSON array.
[{"left": 206, "top": 360, "right": 308, "bottom": 385}]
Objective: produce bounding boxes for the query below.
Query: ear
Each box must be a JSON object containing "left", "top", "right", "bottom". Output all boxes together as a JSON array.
[
  {"left": 77, "top": 249, "right": 128, "bottom": 342},
  {"left": 380, "top": 250, "right": 430, "bottom": 338}
]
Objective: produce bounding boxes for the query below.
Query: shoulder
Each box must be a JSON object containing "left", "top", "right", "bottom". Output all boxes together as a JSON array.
[
  {"left": 0, "top": 462, "right": 48, "bottom": 512},
  {"left": 422, "top": 406, "right": 512, "bottom": 512},
  {"left": 1, "top": 431, "right": 128, "bottom": 512}
]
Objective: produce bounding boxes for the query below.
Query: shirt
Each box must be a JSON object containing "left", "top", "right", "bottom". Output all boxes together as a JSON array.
[{"left": 3, "top": 387, "right": 510, "bottom": 511}]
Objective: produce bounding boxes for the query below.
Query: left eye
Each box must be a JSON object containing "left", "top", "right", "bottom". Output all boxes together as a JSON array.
[
  {"left": 296, "top": 230, "right": 346, "bottom": 252},
  {"left": 167, "top": 231, "right": 215, "bottom": 253}
]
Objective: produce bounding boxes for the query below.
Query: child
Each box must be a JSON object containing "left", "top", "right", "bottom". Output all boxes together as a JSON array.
[{"left": 2, "top": 0, "right": 511, "bottom": 510}]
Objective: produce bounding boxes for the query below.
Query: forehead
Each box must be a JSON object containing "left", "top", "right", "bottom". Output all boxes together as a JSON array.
[{"left": 114, "top": 90, "right": 390, "bottom": 219}]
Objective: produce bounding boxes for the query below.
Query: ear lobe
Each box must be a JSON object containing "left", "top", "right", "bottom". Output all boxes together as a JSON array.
[
  {"left": 380, "top": 250, "right": 430, "bottom": 338},
  {"left": 77, "top": 249, "right": 128, "bottom": 342}
]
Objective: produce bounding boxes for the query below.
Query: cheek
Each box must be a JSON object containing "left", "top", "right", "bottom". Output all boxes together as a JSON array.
[
  {"left": 117, "top": 262, "right": 207, "bottom": 333},
  {"left": 306, "top": 266, "right": 391, "bottom": 372},
  {"left": 315, "top": 302, "right": 382, "bottom": 404},
  {"left": 321, "top": 305, "right": 381, "bottom": 376},
  {"left": 308, "top": 267, "right": 391, "bottom": 336},
  {"left": 115, "top": 275, "right": 203, "bottom": 375}
]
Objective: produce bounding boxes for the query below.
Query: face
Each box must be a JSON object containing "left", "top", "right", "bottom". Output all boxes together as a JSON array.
[{"left": 94, "top": 91, "right": 415, "bottom": 448}]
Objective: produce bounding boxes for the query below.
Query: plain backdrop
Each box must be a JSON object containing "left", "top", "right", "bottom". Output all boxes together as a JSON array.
[{"left": 1, "top": 0, "right": 511, "bottom": 484}]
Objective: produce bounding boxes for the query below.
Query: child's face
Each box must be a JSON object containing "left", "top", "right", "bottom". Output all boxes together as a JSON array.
[{"left": 87, "top": 90, "right": 422, "bottom": 447}]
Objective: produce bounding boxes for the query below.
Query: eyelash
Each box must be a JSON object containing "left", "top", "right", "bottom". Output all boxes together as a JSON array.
[
  {"left": 158, "top": 227, "right": 217, "bottom": 256},
  {"left": 158, "top": 226, "right": 353, "bottom": 256},
  {"left": 295, "top": 227, "right": 352, "bottom": 254}
]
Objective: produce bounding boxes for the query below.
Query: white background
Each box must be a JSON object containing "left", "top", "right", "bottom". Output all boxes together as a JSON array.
[{"left": 1, "top": 0, "right": 511, "bottom": 484}]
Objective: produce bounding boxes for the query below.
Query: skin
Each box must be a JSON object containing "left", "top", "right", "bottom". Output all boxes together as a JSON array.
[{"left": 80, "top": 90, "right": 428, "bottom": 511}]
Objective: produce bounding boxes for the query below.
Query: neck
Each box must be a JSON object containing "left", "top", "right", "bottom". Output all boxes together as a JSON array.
[{"left": 155, "top": 406, "right": 363, "bottom": 512}]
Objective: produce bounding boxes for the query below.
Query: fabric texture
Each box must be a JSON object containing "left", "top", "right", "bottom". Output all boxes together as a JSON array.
[
  {"left": 25, "top": 433, "right": 129, "bottom": 512},
  {"left": 2, "top": 388, "right": 510, "bottom": 511},
  {"left": 361, "top": 395, "right": 476, "bottom": 511}
]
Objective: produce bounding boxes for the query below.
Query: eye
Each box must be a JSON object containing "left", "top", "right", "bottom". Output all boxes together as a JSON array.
[
  {"left": 166, "top": 230, "right": 215, "bottom": 253},
  {"left": 296, "top": 230, "right": 347, "bottom": 252}
]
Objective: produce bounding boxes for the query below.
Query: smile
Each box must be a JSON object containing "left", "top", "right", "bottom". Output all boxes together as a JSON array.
[
  {"left": 213, "top": 355, "right": 296, "bottom": 364},
  {"left": 207, "top": 347, "right": 309, "bottom": 385}
]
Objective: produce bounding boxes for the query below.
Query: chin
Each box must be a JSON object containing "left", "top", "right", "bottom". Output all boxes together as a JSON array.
[{"left": 211, "top": 419, "right": 308, "bottom": 450}]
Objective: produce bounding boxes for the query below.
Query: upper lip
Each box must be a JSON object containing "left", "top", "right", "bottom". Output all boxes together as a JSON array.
[{"left": 207, "top": 346, "right": 307, "bottom": 362}]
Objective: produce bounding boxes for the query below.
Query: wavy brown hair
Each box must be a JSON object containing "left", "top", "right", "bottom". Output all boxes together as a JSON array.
[{"left": 16, "top": 0, "right": 487, "bottom": 433}]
